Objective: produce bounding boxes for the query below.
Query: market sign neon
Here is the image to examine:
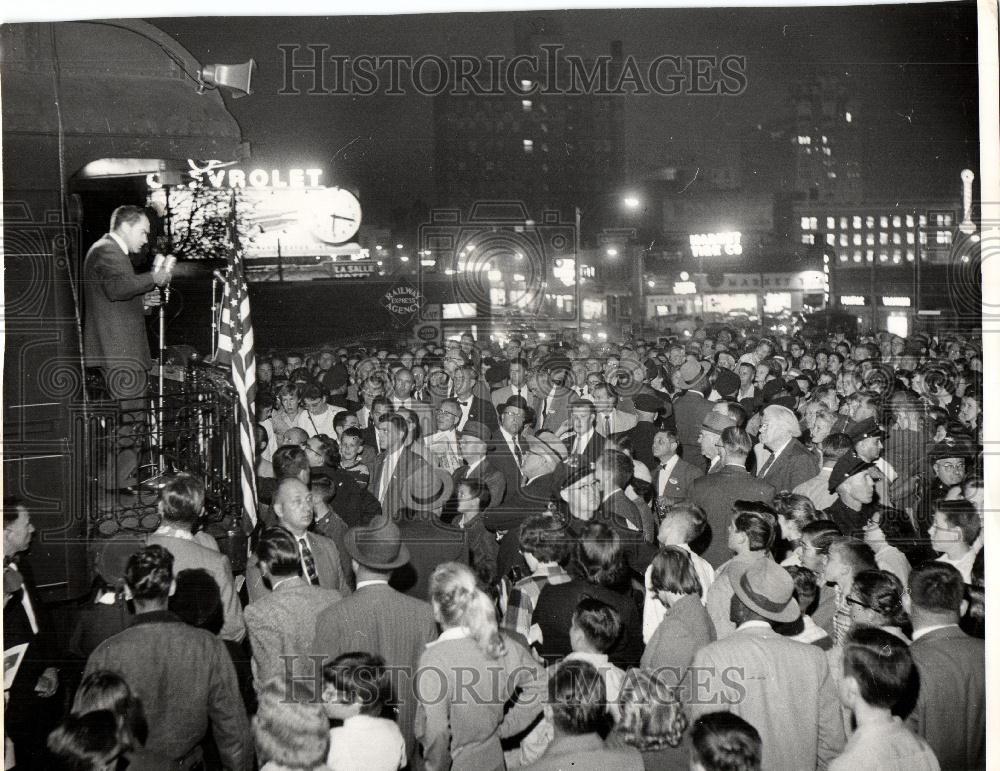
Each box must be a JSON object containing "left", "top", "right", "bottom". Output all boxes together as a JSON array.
[{"left": 690, "top": 231, "right": 743, "bottom": 257}]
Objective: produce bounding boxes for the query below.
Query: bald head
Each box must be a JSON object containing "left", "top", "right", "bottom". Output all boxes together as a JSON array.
[
  {"left": 282, "top": 427, "right": 309, "bottom": 446},
  {"left": 273, "top": 478, "right": 313, "bottom": 537}
]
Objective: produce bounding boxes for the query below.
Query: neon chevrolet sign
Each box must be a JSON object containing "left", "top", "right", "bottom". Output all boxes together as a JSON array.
[
  {"left": 689, "top": 231, "right": 743, "bottom": 257},
  {"left": 147, "top": 160, "right": 324, "bottom": 189}
]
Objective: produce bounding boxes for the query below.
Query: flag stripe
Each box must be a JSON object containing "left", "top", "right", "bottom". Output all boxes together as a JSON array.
[{"left": 217, "top": 244, "right": 258, "bottom": 529}]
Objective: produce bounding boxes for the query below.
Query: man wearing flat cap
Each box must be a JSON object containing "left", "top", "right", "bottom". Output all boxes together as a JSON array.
[
  {"left": 691, "top": 559, "right": 845, "bottom": 771},
  {"left": 312, "top": 517, "right": 437, "bottom": 768}
]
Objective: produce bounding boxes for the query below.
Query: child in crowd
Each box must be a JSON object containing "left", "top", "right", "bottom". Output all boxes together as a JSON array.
[
  {"left": 565, "top": 598, "right": 627, "bottom": 721},
  {"left": 321, "top": 652, "right": 406, "bottom": 771},
  {"left": 643, "top": 503, "right": 715, "bottom": 642},
  {"left": 337, "top": 427, "right": 371, "bottom": 488}
]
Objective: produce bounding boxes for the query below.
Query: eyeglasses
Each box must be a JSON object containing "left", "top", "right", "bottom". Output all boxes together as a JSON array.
[
  {"left": 936, "top": 461, "right": 966, "bottom": 472},
  {"left": 845, "top": 596, "right": 872, "bottom": 611}
]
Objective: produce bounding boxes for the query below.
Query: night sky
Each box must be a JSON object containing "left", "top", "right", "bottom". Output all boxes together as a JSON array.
[{"left": 151, "top": 3, "right": 980, "bottom": 223}]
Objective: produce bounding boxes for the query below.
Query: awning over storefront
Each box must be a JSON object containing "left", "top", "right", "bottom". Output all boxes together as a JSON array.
[{"left": 2, "top": 19, "right": 245, "bottom": 194}]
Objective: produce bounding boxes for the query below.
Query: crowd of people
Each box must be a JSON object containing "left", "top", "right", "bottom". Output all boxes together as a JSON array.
[{"left": 3, "top": 321, "right": 987, "bottom": 770}]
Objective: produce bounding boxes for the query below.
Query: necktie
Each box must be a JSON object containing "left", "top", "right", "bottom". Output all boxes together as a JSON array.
[
  {"left": 604, "top": 415, "right": 612, "bottom": 436},
  {"left": 513, "top": 440, "right": 524, "bottom": 467},
  {"left": 758, "top": 452, "right": 776, "bottom": 478},
  {"left": 299, "top": 537, "right": 319, "bottom": 585}
]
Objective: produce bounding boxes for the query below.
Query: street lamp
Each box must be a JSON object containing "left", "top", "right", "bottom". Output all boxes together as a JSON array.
[{"left": 574, "top": 193, "right": 645, "bottom": 335}]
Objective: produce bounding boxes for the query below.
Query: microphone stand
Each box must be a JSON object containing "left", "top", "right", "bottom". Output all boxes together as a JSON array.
[{"left": 157, "top": 282, "right": 169, "bottom": 477}]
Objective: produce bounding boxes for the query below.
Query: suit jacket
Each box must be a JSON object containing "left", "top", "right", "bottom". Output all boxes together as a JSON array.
[
  {"left": 532, "top": 389, "right": 572, "bottom": 433},
  {"left": 533, "top": 578, "right": 645, "bottom": 669},
  {"left": 462, "top": 393, "right": 500, "bottom": 433},
  {"left": 629, "top": 420, "right": 660, "bottom": 470},
  {"left": 146, "top": 532, "right": 246, "bottom": 643},
  {"left": 85, "top": 611, "right": 253, "bottom": 770},
  {"left": 452, "top": 458, "right": 507, "bottom": 510},
  {"left": 907, "top": 625, "right": 986, "bottom": 770},
  {"left": 82, "top": 234, "right": 157, "bottom": 376},
  {"left": 370, "top": 447, "right": 433, "bottom": 519},
  {"left": 245, "top": 530, "right": 349, "bottom": 602},
  {"left": 313, "top": 582, "right": 438, "bottom": 765},
  {"left": 3, "top": 562, "right": 62, "bottom": 764},
  {"left": 672, "top": 390, "right": 713, "bottom": 471},
  {"left": 688, "top": 465, "right": 776, "bottom": 568},
  {"left": 651, "top": 456, "right": 705, "bottom": 506},
  {"left": 759, "top": 438, "right": 821, "bottom": 494},
  {"left": 524, "top": 732, "right": 643, "bottom": 771},
  {"left": 244, "top": 577, "right": 341, "bottom": 688},
  {"left": 561, "top": 428, "right": 606, "bottom": 468},
  {"left": 311, "top": 466, "right": 382, "bottom": 528},
  {"left": 690, "top": 625, "right": 846, "bottom": 771},
  {"left": 598, "top": 489, "right": 643, "bottom": 535},
  {"left": 640, "top": 593, "right": 716, "bottom": 673},
  {"left": 392, "top": 513, "right": 470, "bottom": 600},
  {"left": 485, "top": 472, "right": 558, "bottom": 533},
  {"left": 595, "top": 408, "right": 638, "bottom": 438},
  {"left": 490, "top": 429, "right": 529, "bottom": 494}
]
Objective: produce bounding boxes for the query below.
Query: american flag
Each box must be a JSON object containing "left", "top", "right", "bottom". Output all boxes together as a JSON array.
[{"left": 216, "top": 246, "right": 258, "bottom": 529}]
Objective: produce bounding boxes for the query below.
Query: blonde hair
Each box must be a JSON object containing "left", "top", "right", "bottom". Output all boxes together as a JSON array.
[{"left": 430, "top": 562, "right": 505, "bottom": 659}]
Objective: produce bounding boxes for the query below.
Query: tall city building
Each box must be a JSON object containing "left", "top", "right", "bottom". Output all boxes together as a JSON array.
[{"left": 432, "top": 15, "right": 626, "bottom": 221}]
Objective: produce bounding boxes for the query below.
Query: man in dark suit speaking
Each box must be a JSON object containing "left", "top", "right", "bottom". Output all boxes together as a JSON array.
[
  {"left": 83, "top": 205, "right": 172, "bottom": 398},
  {"left": 83, "top": 205, "right": 173, "bottom": 490}
]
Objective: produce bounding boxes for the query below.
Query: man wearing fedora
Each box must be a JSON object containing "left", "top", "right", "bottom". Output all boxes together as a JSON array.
[
  {"left": 312, "top": 517, "right": 437, "bottom": 770},
  {"left": 672, "top": 359, "right": 715, "bottom": 472},
  {"left": 452, "top": 420, "right": 507, "bottom": 513},
  {"left": 393, "top": 466, "right": 470, "bottom": 601},
  {"left": 690, "top": 559, "right": 845, "bottom": 771}
]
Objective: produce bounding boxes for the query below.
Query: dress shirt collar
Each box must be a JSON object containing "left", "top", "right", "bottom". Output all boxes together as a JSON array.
[
  {"left": 466, "top": 457, "right": 484, "bottom": 474},
  {"left": 355, "top": 579, "right": 390, "bottom": 590},
  {"left": 911, "top": 622, "right": 960, "bottom": 642},
  {"left": 736, "top": 620, "right": 772, "bottom": 632},
  {"left": 108, "top": 232, "right": 129, "bottom": 255}
]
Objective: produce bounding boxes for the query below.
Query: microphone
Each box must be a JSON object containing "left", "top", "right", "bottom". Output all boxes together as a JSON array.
[
  {"left": 212, "top": 270, "right": 227, "bottom": 282},
  {"left": 153, "top": 241, "right": 176, "bottom": 302}
]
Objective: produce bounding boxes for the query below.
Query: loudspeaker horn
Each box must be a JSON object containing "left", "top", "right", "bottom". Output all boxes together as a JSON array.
[{"left": 198, "top": 59, "right": 256, "bottom": 98}]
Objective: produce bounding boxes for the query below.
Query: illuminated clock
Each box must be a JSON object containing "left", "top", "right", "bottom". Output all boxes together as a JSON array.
[{"left": 309, "top": 188, "right": 362, "bottom": 244}]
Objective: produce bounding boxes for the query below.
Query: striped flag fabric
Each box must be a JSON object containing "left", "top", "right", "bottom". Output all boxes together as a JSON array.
[{"left": 216, "top": 247, "right": 258, "bottom": 529}]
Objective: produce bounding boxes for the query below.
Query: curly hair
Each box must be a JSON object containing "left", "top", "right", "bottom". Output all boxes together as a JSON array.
[
  {"left": 253, "top": 681, "right": 329, "bottom": 768},
  {"left": 430, "top": 562, "right": 505, "bottom": 659},
  {"left": 615, "top": 669, "right": 688, "bottom": 752}
]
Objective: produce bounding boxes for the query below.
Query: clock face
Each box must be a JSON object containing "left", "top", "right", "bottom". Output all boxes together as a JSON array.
[{"left": 309, "top": 188, "right": 362, "bottom": 244}]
